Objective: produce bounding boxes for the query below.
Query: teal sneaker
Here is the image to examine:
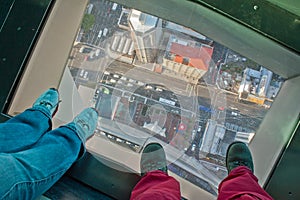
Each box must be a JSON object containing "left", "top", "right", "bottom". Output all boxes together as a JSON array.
[
  {"left": 140, "top": 143, "right": 168, "bottom": 176},
  {"left": 73, "top": 108, "right": 98, "bottom": 141},
  {"left": 226, "top": 141, "right": 254, "bottom": 173},
  {"left": 33, "top": 88, "right": 60, "bottom": 117}
]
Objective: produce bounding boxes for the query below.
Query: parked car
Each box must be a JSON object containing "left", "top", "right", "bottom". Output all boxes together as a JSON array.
[
  {"left": 112, "top": 3, "right": 118, "bottom": 11},
  {"left": 103, "top": 28, "right": 108, "bottom": 36},
  {"left": 97, "top": 30, "right": 103, "bottom": 38},
  {"left": 83, "top": 71, "right": 88, "bottom": 79}
]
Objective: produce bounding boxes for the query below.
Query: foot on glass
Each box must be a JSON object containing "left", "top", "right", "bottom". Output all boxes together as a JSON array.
[
  {"left": 140, "top": 143, "right": 168, "bottom": 176},
  {"left": 226, "top": 141, "right": 254, "bottom": 173},
  {"left": 73, "top": 108, "right": 98, "bottom": 141},
  {"left": 33, "top": 88, "right": 60, "bottom": 117}
]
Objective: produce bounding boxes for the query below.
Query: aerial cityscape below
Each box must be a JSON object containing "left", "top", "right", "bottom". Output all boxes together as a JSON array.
[{"left": 65, "top": 0, "right": 284, "bottom": 195}]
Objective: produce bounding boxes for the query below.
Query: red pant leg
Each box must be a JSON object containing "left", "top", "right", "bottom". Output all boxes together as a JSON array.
[
  {"left": 218, "top": 166, "right": 273, "bottom": 200},
  {"left": 130, "top": 170, "right": 181, "bottom": 200}
]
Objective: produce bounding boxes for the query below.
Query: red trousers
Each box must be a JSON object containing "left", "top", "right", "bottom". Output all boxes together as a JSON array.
[
  {"left": 130, "top": 167, "right": 273, "bottom": 200},
  {"left": 218, "top": 166, "right": 273, "bottom": 200},
  {"left": 130, "top": 170, "right": 181, "bottom": 200}
]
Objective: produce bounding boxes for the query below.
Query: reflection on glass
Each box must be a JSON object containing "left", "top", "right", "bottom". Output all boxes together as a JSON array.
[{"left": 65, "top": 0, "right": 284, "bottom": 195}]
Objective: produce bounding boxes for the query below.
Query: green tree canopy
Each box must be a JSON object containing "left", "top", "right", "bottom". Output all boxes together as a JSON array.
[{"left": 81, "top": 14, "right": 95, "bottom": 32}]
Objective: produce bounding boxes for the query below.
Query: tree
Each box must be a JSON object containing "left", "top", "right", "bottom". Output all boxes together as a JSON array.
[{"left": 81, "top": 14, "right": 95, "bottom": 32}]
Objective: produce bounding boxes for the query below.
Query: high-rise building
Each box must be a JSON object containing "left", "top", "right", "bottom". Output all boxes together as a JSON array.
[
  {"left": 200, "top": 120, "right": 225, "bottom": 154},
  {"left": 258, "top": 67, "right": 273, "bottom": 97},
  {"left": 128, "top": 10, "right": 163, "bottom": 64}
]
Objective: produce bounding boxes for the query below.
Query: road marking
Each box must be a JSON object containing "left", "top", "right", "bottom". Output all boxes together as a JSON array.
[{"left": 171, "top": 88, "right": 183, "bottom": 94}]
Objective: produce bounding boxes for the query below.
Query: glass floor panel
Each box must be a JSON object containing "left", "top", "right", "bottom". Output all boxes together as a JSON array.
[{"left": 52, "top": 0, "right": 285, "bottom": 196}]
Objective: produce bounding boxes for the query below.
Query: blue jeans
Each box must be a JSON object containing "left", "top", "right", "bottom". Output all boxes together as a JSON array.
[{"left": 0, "top": 107, "right": 84, "bottom": 200}]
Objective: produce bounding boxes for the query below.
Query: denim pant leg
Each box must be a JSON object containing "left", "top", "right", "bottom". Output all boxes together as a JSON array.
[
  {"left": 0, "top": 125, "right": 82, "bottom": 200},
  {"left": 0, "top": 107, "right": 52, "bottom": 153}
]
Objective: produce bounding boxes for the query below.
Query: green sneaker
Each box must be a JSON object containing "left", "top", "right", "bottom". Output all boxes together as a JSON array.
[
  {"left": 140, "top": 143, "right": 168, "bottom": 176},
  {"left": 33, "top": 88, "right": 60, "bottom": 117},
  {"left": 226, "top": 141, "right": 254, "bottom": 173},
  {"left": 73, "top": 108, "right": 98, "bottom": 141}
]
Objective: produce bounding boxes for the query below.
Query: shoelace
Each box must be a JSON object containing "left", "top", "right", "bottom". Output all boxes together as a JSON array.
[
  {"left": 38, "top": 100, "right": 61, "bottom": 109},
  {"left": 76, "top": 119, "right": 90, "bottom": 131},
  {"left": 39, "top": 101, "right": 54, "bottom": 109},
  {"left": 141, "top": 161, "right": 166, "bottom": 171},
  {"left": 232, "top": 160, "right": 250, "bottom": 167}
]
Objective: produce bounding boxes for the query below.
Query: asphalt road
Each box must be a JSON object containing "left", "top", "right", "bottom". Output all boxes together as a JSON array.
[
  {"left": 70, "top": 55, "right": 268, "bottom": 133},
  {"left": 106, "top": 62, "right": 267, "bottom": 132},
  {"left": 81, "top": 0, "right": 122, "bottom": 47}
]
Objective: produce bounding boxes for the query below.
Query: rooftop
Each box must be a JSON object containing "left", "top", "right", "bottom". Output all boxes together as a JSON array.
[
  {"left": 129, "top": 9, "right": 158, "bottom": 33},
  {"left": 170, "top": 42, "right": 213, "bottom": 71}
]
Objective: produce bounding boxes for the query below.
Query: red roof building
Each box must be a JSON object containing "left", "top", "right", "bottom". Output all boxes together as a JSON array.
[{"left": 170, "top": 42, "right": 213, "bottom": 71}]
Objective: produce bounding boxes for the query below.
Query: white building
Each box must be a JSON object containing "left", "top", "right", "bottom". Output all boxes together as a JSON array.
[
  {"left": 128, "top": 10, "right": 163, "bottom": 64},
  {"left": 258, "top": 67, "right": 273, "bottom": 97},
  {"left": 235, "top": 132, "right": 255, "bottom": 144},
  {"left": 200, "top": 120, "right": 226, "bottom": 155}
]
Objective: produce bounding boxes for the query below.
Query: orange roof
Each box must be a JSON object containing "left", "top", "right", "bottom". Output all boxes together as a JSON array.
[
  {"left": 189, "top": 58, "right": 206, "bottom": 70},
  {"left": 174, "top": 55, "right": 183, "bottom": 63},
  {"left": 170, "top": 43, "right": 213, "bottom": 71}
]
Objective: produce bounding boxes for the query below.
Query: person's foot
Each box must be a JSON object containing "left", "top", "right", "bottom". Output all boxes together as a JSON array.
[
  {"left": 226, "top": 141, "right": 254, "bottom": 173},
  {"left": 33, "top": 88, "right": 60, "bottom": 117},
  {"left": 140, "top": 143, "right": 168, "bottom": 176},
  {"left": 73, "top": 108, "right": 98, "bottom": 141}
]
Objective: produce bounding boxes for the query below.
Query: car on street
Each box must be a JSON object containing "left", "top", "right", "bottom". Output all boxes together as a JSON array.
[
  {"left": 95, "top": 49, "right": 101, "bottom": 57},
  {"left": 79, "top": 69, "right": 84, "bottom": 77},
  {"left": 109, "top": 78, "right": 117, "bottom": 83},
  {"left": 137, "top": 81, "right": 144, "bottom": 86},
  {"left": 112, "top": 3, "right": 118, "bottom": 11},
  {"left": 97, "top": 30, "right": 103, "bottom": 38},
  {"left": 145, "top": 85, "right": 153, "bottom": 90},
  {"left": 155, "top": 87, "right": 164, "bottom": 92},
  {"left": 79, "top": 47, "right": 93, "bottom": 54},
  {"left": 103, "top": 28, "right": 108, "bottom": 36},
  {"left": 191, "top": 144, "right": 196, "bottom": 151},
  {"left": 83, "top": 71, "right": 88, "bottom": 79},
  {"left": 128, "top": 78, "right": 135, "bottom": 83},
  {"left": 113, "top": 74, "right": 121, "bottom": 79},
  {"left": 127, "top": 83, "right": 133, "bottom": 87},
  {"left": 120, "top": 76, "right": 127, "bottom": 81}
]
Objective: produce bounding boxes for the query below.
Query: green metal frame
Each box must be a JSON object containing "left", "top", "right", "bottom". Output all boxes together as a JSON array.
[
  {"left": 192, "top": 0, "right": 300, "bottom": 54},
  {"left": 266, "top": 120, "right": 300, "bottom": 199}
]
